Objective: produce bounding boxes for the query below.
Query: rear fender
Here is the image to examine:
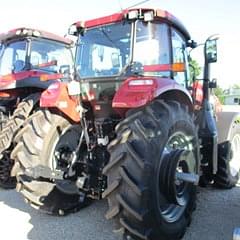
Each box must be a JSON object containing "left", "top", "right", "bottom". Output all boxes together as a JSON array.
[
  {"left": 112, "top": 77, "right": 193, "bottom": 112},
  {"left": 40, "top": 82, "right": 80, "bottom": 122}
]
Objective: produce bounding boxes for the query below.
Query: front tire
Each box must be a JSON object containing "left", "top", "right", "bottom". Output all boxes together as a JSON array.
[
  {"left": 214, "top": 127, "right": 240, "bottom": 188},
  {"left": 215, "top": 112, "right": 240, "bottom": 188},
  {"left": 103, "top": 100, "right": 199, "bottom": 240},
  {"left": 11, "top": 109, "right": 89, "bottom": 215}
]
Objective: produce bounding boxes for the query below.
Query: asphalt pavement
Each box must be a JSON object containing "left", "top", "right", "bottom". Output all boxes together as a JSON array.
[{"left": 1, "top": 185, "right": 240, "bottom": 240}]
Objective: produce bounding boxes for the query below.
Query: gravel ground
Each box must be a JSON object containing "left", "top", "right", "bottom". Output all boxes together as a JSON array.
[{"left": 1, "top": 185, "right": 240, "bottom": 240}]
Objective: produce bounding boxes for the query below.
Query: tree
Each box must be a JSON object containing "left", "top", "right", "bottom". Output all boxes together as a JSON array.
[
  {"left": 213, "top": 86, "right": 225, "bottom": 104},
  {"left": 232, "top": 84, "right": 240, "bottom": 89},
  {"left": 189, "top": 58, "right": 202, "bottom": 82}
]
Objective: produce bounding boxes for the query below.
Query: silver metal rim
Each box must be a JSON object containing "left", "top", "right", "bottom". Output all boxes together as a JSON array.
[{"left": 230, "top": 134, "right": 240, "bottom": 177}]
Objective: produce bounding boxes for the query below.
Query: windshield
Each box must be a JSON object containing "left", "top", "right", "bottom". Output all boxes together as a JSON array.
[
  {"left": 75, "top": 22, "right": 132, "bottom": 78},
  {"left": 30, "top": 39, "right": 73, "bottom": 73},
  {"left": 0, "top": 40, "right": 27, "bottom": 75},
  {"left": 0, "top": 39, "right": 73, "bottom": 76}
]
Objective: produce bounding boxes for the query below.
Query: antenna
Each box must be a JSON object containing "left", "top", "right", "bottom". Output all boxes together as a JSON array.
[
  {"left": 126, "top": 0, "right": 150, "bottom": 9},
  {"left": 118, "top": 0, "right": 150, "bottom": 11},
  {"left": 118, "top": 0, "right": 123, "bottom": 11}
]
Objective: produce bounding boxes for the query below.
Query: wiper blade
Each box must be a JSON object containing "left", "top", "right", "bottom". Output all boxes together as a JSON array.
[
  {"left": 101, "top": 29, "right": 117, "bottom": 48},
  {"left": 118, "top": 61, "right": 144, "bottom": 77}
]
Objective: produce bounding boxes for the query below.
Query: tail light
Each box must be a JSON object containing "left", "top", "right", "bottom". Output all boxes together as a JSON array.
[{"left": 128, "top": 79, "right": 154, "bottom": 86}]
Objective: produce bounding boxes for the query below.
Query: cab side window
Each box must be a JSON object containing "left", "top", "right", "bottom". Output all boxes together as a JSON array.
[
  {"left": 134, "top": 21, "right": 171, "bottom": 77},
  {"left": 171, "top": 29, "right": 188, "bottom": 86}
]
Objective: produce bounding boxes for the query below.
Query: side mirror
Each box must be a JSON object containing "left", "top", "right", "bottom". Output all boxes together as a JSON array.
[
  {"left": 209, "top": 78, "right": 217, "bottom": 89},
  {"left": 59, "top": 65, "right": 71, "bottom": 78},
  {"left": 187, "top": 40, "right": 198, "bottom": 49},
  {"left": 13, "top": 60, "right": 25, "bottom": 73},
  {"left": 130, "top": 61, "right": 144, "bottom": 75},
  {"left": 68, "top": 23, "right": 85, "bottom": 37},
  {"left": 205, "top": 38, "right": 218, "bottom": 63}
]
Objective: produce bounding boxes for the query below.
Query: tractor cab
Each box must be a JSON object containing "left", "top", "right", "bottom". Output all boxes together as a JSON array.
[
  {"left": 69, "top": 8, "right": 194, "bottom": 115},
  {"left": 0, "top": 27, "right": 74, "bottom": 117},
  {"left": 0, "top": 28, "right": 73, "bottom": 81}
]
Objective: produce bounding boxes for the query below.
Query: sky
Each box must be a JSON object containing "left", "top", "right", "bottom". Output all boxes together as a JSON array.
[{"left": 0, "top": 0, "right": 239, "bottom": 89}]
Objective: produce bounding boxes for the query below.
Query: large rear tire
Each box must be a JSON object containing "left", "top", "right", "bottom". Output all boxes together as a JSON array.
[
  {"left": 0, "top": 96, "right": 38, "bottom": 190},
  {"left": 0, "top": 110, "right": 16, "bottom": 189},
  {"left": 11, "top": 109, "right": 89, "bottom": 215},
  {"left": 103, "top": 100, "right": 199, "bottom": 240},
  {"left": 0, "top": 152, "right": 16, "bottom": 189},
  {"left": 214, "top": 125, "right": 240, "bottom": 188}
]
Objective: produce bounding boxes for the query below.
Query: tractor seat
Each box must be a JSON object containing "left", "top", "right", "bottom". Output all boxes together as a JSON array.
[{"left": 12, "top": 60, "right": 25, "bottom": 73}]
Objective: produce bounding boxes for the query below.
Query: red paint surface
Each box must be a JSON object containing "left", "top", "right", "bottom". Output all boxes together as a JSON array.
[
  {"left": 192, "top": 81, "right": 204, "bottom": 105},
  {"left": 73, "top": 8, "right": 190, "bottom": 39},
  {"left": 0, "top": 71, "right": 41, "bottom": 88},
  {"left": 40, "top": 82, "right": 80, "bottom": 122},
  {"left": 0, "top": 70, "right": 63, "bottom": 88},
  {"left": 112, "top": 77, "right": 192, "bottom": 109},
  {"left": 143, "top": 64, "right": 171, "bottom": 72}
]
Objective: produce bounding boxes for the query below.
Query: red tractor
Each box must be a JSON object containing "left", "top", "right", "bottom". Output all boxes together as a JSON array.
[
  {"left": 0, "top": 28, "right": 73, "bottom": 189},
  {"left": 11, "top": 9, "right": 240, "bottom": 240}
]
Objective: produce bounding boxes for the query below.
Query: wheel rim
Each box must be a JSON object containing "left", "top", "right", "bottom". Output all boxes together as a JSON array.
[
  {"left": 50, "top": 124, "right": 82, "bottom": 194},
  {"left": 229, "top": 133, "right": 240, "bottom": 177},
  {"left": 159, "top": 131, "right": 197, "bottom": 223}
]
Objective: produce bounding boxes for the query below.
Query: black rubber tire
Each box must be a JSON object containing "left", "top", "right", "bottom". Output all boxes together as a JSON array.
[
  {"left": 0, "top": 95, "right": 39, "bottom": 190},
  {"left": 0, "top": 152, "right": 16, "bottom": 189},
  {"left": 11, "top": 109, "right": 90, "bottom": 215},
  {"left": 214, "top": 140, "right": 239, "bottom": 189},
  {"left": 215, "top": 112, "right": 240, "bottom": 188},
  {"left": 103, "top": 100, "right": 199, "bottom": 240},
  {"left": 0, "top": 110, "right": 9, "bottom": 131},
  {"left": 0, "top": 111, "right": 16, "bottom": 189}
]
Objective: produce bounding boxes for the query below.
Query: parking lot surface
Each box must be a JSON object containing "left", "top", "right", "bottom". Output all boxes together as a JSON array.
[{"left": 1, "top": 186, "right": 240, "bottom": 240}]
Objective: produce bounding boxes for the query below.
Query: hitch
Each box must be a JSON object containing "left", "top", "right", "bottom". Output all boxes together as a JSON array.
[{"left": 24, "top": 165, "right": 64, "bottom": 180}]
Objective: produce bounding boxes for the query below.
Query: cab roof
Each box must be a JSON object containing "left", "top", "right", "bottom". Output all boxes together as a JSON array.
[
  {"left": 73, "top": 8, "right": 191, "bottom": 40},
  {"left": 0, "top": 27, "right": 73, "bottom": 45}
]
